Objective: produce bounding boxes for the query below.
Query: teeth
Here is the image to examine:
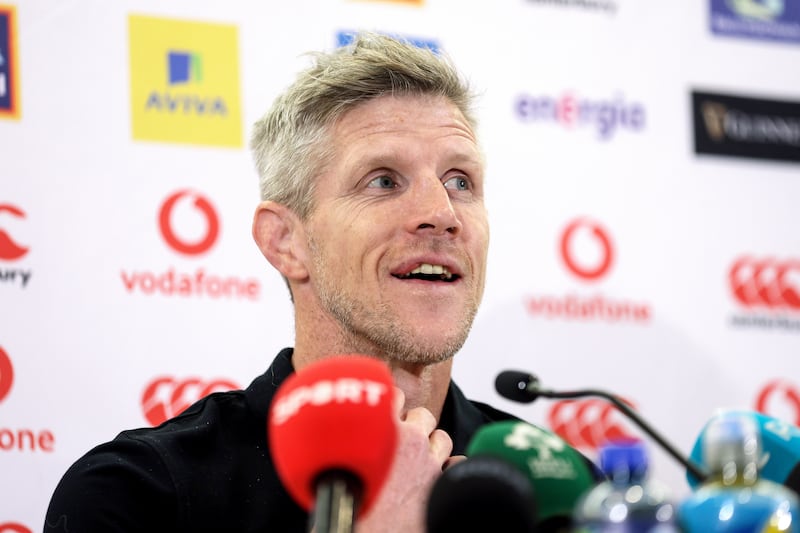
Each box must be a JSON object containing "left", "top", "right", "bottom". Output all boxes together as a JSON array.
[{"left": 407, "top": 263, "right": 453, "bottom": 279}]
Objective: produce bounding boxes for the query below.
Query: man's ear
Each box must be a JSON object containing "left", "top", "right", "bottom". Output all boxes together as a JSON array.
[{"left": 252, "top": 201, "right": 309, "bottom": 282}]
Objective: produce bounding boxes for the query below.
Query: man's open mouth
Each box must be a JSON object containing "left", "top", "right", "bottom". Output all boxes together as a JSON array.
[{"left": 392, "top": 263, "right": 460, "bottom": 282}]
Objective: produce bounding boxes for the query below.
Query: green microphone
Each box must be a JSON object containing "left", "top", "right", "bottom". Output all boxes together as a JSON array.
[{"left": 466, "top": 420, "right": 599, "bottom": 531}]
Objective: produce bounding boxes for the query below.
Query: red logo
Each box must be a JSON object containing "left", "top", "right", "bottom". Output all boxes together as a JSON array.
[
  {"left": 0, "top": 523, "right": 32, "bottom": 533},
  {"left": 756, "top": 379, "right": 800, "bottom": 426},
  {"left": 158, "top": 190, "right": 219, "bottom": 256},
  {"left": 141, "top": 376, "right": 240, "bottom": 426},
  {"left": 0, "top": 204, "right": 29, "bottom": 261},
  {"left": 730, "top": 256, "right": 800, "bottom": 311},
  {"left": 547, "top": 398, "right": 636, "bottom": 451},
  {"left": 560, "top": 218, "right": 613, "bottom": 281},
  {"left": 0, "top": 347, "right": 13, "bottom": 404}
]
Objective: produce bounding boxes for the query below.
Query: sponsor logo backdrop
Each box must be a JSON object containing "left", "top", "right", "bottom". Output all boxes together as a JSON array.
[{"left": 1, "top": 0, "right": 799, "bottom": 528}]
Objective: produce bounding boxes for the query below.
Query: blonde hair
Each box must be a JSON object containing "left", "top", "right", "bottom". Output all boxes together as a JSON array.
[{"left": 250, "top": 32, "right": 477, "bottom": 219}]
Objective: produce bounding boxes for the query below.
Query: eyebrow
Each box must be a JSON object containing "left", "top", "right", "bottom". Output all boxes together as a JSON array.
[{"left": 353, "top": 150, "right": 484, "bottom": 176}]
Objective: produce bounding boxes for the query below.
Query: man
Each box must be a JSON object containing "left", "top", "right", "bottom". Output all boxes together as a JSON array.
[{"left": 44, "top": 33, "right": 519, "bottom": 532}]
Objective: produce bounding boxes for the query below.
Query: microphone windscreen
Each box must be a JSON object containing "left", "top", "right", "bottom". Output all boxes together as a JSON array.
[
  {"left": 426, "top": 456, "right": 538, "bottom": 532},
  {"left": 467, "top": 420, "right": 597, "bottom": 528},
  {"left": 268, "top": 354, "right": 397, "bottom": 515},
  {"left": 494, "top": 370, "right": 538, "bottom": 403},
  {"left": 687, "top": 410, "right": 800, "bottom": 495}
]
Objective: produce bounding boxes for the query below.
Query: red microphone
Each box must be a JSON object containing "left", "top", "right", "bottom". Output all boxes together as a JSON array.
[{"left": 268, "top": 354, "right": 398, "bottom": 533}]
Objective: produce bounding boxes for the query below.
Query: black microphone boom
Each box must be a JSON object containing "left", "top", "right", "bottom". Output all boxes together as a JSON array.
[{"left": 495, "top": 370, "right": 709, "bottom": 483}]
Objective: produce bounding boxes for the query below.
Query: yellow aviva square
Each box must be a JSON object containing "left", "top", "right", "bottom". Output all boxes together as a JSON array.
[{"left": 128, "top": 14, "right": 242, "bottom": 148}]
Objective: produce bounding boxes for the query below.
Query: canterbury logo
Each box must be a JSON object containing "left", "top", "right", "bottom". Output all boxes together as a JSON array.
[
  {"left": 141, "top": 376, "right": 239, "bottom": 426},
  {"left": 729, "top": 256, "right": 800, "bottom": 310},
  {"left": 547, "top": 398, "right": 635, "bottom": 450},
  {"left": 0, "top": 523, "right": 33, "bottom": 533},
  {"left": 0, "top": 204, "right": 29, "bottom": 261}
]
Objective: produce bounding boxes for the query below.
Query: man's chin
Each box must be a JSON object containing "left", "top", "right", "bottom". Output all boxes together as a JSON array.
[{"left": 387, "top": 333, "right": 468, "bottom": 366}]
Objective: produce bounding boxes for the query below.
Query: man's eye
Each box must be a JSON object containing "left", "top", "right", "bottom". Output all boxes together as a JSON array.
[
  {"left": 367, "top": 175, "right": 397, "bottom": 189},
  {"left": 444, "top": 176, "right": 470, "bottom": 191}
]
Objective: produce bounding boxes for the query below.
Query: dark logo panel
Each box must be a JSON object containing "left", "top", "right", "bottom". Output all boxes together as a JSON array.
[
  {"left": 0, "top": 6, "right": 20, "bottom": 119},
  {"left": 692, "top": 90, "right": 800, "bottom": 163},
  {"left": 710, "top": 0, "right": 800, "bottom": 44}
]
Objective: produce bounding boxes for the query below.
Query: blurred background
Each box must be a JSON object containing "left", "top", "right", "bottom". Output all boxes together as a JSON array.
[{"left": 1, "top": 0, "right": 799, "bottom": 529}]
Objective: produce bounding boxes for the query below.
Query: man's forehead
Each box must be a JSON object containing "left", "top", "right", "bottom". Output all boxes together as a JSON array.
[{"left": 333, "top": 93, "right": 475, "bottom": 138}]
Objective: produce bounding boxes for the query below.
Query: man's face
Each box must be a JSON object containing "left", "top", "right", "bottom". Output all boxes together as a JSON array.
[{"left": 303, "top": 94, "right": 489, "bottom": 364}]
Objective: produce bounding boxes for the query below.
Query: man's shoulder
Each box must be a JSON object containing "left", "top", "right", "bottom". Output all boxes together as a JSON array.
[{"left": 467, "top": 398, "right": 523, "bottom": 424}]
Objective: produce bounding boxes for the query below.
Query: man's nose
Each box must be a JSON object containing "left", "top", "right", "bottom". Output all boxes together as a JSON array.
[{"left": 404, "top": 177, "right": 462, "bottom": 236}]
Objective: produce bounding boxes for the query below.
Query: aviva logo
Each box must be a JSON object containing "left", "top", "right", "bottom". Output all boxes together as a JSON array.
[
  {"left": 168, "top": 51, "right": 203, "bottom": 85},
  {"left": 129, "top": 15, "right": 242, "bottom": 147}
]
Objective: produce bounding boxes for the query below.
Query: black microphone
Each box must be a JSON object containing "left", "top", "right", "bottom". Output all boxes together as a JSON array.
[
  {"left": 426, "top": 455, "right": 539, "bottom": 532},
  {"left": 495, "top": 369, "right": 709, "bottom": 483}
]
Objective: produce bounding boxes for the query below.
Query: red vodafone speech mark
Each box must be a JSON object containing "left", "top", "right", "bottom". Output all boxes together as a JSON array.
[
  {"left": 0, "top": 347, "right": 13, "bottom": 404},
  {"left": 560, "top": 218, "right": 614, "bottom": 281},
  {"left": 0, "top": 523, "right": 32, "bottom": 533},
  {"left": 158, "top": 191, "right": 220, "bottom": 256},
  {"left": 141, "top": 376, "right": 240, "bottom": 426},
  {"left": 0, "top": 204, "right": 30, "bottom": 261},
  {"left": 730, "top": 256, "right": 800, "bottom": 310},
  {"left": 756, "top": 379, "right": 800, "bottom": 426},
  {"left": 547, "top": 398, "right": 636, "bottom": 451}
]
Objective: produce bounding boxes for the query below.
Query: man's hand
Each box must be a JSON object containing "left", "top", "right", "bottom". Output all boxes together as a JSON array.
[{"left": 355, "top": 389, "right": 455, "bottom": 533}]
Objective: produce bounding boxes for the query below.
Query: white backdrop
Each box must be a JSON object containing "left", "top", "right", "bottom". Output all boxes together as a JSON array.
[{"left": 2, "top": 0, "right": 800, "bottom": 530}]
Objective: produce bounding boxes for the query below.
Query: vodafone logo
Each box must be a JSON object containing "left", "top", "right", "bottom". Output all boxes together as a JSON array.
[
  {"left": 525, "top": 216, "right": 651, "bottom": 323},
  {"left": 547, "top": 398, "right": 636, "bottom": 451},
  {"left": 141, "top": 376, "right": 240, "bottom": 426},
  {"left": 158, "top": 190, "right": 219, "bottom": 256},
  {"left": 0, "top": 347, "right": 13, "bottom": 403},
  {"left": 756, "top": 379, "right": 800, "bottom": 426},
  {"left": 0, "top": 523, "right": 32, "bottom": 533},
  {"left": 729, "top": 256, "right": 800, "bottom": 311},
  {"left": 0, "top": 348, "right": 55, "bottom": 452},
  {"left": 560, "top": 218, "right": 614, "bottom": 281},
  {"left": 120, "top": 190, "right": 260, "bottom": 300},
  {"left": 0, "top": 204, "right": 29, "bottom": 261}
]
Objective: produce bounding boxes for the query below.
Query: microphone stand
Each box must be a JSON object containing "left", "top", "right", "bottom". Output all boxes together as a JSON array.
[
  {"left": 535, "top": 386, "right": 708, "bottom": 483},
  {"left": 312, "top": 470, "right": 362, "bottom": 533},
  {"left": 496, "top": 371, "right": 708, "bottom": 483}
]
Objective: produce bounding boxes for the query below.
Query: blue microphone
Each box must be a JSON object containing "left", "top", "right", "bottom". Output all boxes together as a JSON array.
[{"left": 687, "top": 410, "right": 800, "bottom": 496}]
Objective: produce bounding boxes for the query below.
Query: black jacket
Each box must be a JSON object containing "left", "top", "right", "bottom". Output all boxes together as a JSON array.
[{"left": 44, "top": 349, "right": 521, "bottom": 532}]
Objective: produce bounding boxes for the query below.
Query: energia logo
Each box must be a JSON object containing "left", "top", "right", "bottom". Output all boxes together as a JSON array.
[{"left": 515, "top": 91, "right": 646, "bottom": 140}]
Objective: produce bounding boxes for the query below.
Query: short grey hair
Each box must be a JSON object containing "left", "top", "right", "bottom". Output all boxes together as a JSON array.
[{"left": 250, "top": 32, "right": 478, "bottom": 220}]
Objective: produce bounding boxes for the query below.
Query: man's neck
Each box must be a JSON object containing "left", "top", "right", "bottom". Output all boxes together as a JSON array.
[
  {"left": 389, "top": 359, "right": 453, "bottom": 421},
  {"left": 291, "top": 336, "right": 453, "bottom": 423}
]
